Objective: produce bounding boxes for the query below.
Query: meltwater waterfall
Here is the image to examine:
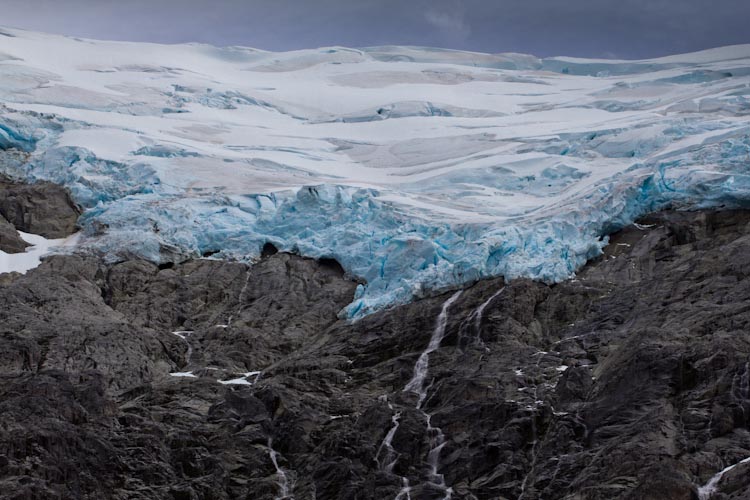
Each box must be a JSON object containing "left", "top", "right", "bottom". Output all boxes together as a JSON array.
[
  {"left": 458, "top": 286, "right": 505, "bottom": 349},
  {"left": 401, "top": 291, "right": 462, "bottom": 499},
  {"left": 404, "top": 291, "right": 463, "bottom": 409},
  {"left": 698, "top": 456, "right": 750, "bottom": 500},
  {"left": 268, "top": 438, "right": 294, "bottom": 500}
]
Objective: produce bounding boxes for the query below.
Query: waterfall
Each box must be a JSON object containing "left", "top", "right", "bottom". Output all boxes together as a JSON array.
[
  {"left": 404, "top": 291, "right": 462, "bottom": 409},
  {"left": 394, "top": 477, "right": 412, "bottom": 500},
  {"left": 376, "top": 404, "right": 402, "bottom": 473},
  {"left": 471, "top": 287, "right": 505, "bottom": 335},
  {"left": 458, "top": 286, "right": 505, "bottom": 349},
  {"left": 425, "top": 414, "right": 452, "bottom": 499},
  {"left": 399, "top": 291, "right": 461, "bottom": 499},
  {"left": 268, "top": 438, "right": 294, "bottom": 500},
  {"left": 738, "top": 362, "right": 750, "bottom": 404},
  {"left": 698, "top": 456, "right": 750, "bottom": 499}
]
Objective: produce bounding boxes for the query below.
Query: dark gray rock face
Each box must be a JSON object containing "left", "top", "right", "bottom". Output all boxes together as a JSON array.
[
  {"left": 0, "top": 214, "right": 28, "bottom": 253},
  {"left": 0, "top": 176, "right": 80, "bottom": 238},
  {"left": 0, "top": 209, "right": 749, "bottom": 499}
]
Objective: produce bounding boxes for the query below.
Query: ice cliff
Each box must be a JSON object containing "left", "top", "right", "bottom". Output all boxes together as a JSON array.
[{"left": 1, "top": 27, "right": 749, "bottom": 318}]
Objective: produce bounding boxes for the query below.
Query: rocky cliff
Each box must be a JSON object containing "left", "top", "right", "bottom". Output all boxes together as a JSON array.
[{"left": 0, "top": 180, "right": 749, "bottom": 499}]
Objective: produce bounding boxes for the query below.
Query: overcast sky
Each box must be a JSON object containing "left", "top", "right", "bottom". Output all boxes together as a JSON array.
[{"left": 1, "top": 0, "right": 748, "bottom": 59}]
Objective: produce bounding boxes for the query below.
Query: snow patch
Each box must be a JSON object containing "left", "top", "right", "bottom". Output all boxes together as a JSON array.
[{"left": 0, "top": 231, "right": 80, "bottom": 275}]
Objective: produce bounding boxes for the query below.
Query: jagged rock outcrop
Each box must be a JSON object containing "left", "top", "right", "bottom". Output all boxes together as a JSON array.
[
  {"left": 0, "top": 175, "right": 80, "bottom": 239},
  {"left": 0, "top": 214, "right": 27, "bottom": 253},
  {"left": 0, "top": 175, "right": 79, "bottom": 255},
  {"left": 0, "top": 208, "right": 749, "bottom": 499}
]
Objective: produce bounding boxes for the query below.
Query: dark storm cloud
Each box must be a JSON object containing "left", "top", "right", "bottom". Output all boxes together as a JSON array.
[{"left": 1, "top": 0, "right": 748, "bottom": 58}]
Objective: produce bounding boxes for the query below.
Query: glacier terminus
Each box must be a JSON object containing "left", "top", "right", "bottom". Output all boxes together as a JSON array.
[{"left": 1, "top": 27, "right": 749, "bottom": 318}]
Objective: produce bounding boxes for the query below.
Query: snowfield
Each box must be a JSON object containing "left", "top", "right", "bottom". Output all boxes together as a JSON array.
[{"left": 1, "top": 27, "right": 749, "bottom": 317}]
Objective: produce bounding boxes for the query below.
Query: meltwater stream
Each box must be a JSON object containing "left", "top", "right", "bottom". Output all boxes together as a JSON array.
[
  {"left": 458, "top": 287, "right": 505, "bottom": 349},
  {"left": 376, "top": 404, "right": 403, "bottom": 473},
  {"left": 376, "top": 403, "right": 412, "bottom": 500},
  {"left": 698, "top": 456, "right": 750, "bottom": 499},
  {"left": 404, "top": 291, "right": 463, "bottom": 409},
  {"left": 470, "top": 287, "right": 505, "bottom": 336},
  {"left": 400, "top": 291, "right": 462, "bottom": 499},
  {"left": 268, "top": 438, "right": 294, "bottom": 500}
]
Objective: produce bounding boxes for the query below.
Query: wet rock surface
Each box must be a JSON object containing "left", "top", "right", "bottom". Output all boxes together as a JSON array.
[{"left": 0, "top": 209, "right": 749, "bottom": 499}]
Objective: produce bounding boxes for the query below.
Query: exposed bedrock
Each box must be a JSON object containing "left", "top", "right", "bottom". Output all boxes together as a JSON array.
[
  {"left": 0, "top": 174, "right": 80, "bottom": 258},
  {"left": 0, "top": 209, "right": 749, "bottom": 499},
  {"left": 0, "top": 175, "right": 80, "bottom": 240},
  {"left": 0, "top": 214, "right": 28, "bottom": 253}
]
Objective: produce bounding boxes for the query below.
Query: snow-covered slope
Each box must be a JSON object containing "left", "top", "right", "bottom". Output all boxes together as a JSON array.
[{"left": 1, "top": 27, "right": 749, "bottom": 318}]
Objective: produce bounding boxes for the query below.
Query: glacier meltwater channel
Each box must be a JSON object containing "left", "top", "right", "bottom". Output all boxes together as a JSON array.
[{"left": 1, "top": 27, "right": 750, "bottom": 318}]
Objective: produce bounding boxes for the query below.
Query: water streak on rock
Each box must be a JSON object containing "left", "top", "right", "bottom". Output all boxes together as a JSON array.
[
  {"left": 698, "top": 456, "right": 750, "bottom": 500},
  {"left": 268, "top": 438, "right": 294, "bottom": 500},
  {"left": 227, "top": 267, "right": 252, "bottom": 326},
  {"left": 376, "top": 404, "right": 402, "bottom": 473},
  {"left": 402, "top": 291, "right": 461, "bottom": 499},
  {"left": 404, "top": 291, "right": 462, "bottom": 409}
]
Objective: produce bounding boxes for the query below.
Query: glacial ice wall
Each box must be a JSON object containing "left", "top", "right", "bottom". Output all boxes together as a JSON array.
[{"left": 1, "top": 27, "right": 750, "bottom": 318}]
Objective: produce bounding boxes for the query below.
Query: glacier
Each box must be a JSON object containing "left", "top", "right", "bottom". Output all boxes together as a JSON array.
[{"left": 1, "top": 27, "right": 749, "bottom": 318}]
